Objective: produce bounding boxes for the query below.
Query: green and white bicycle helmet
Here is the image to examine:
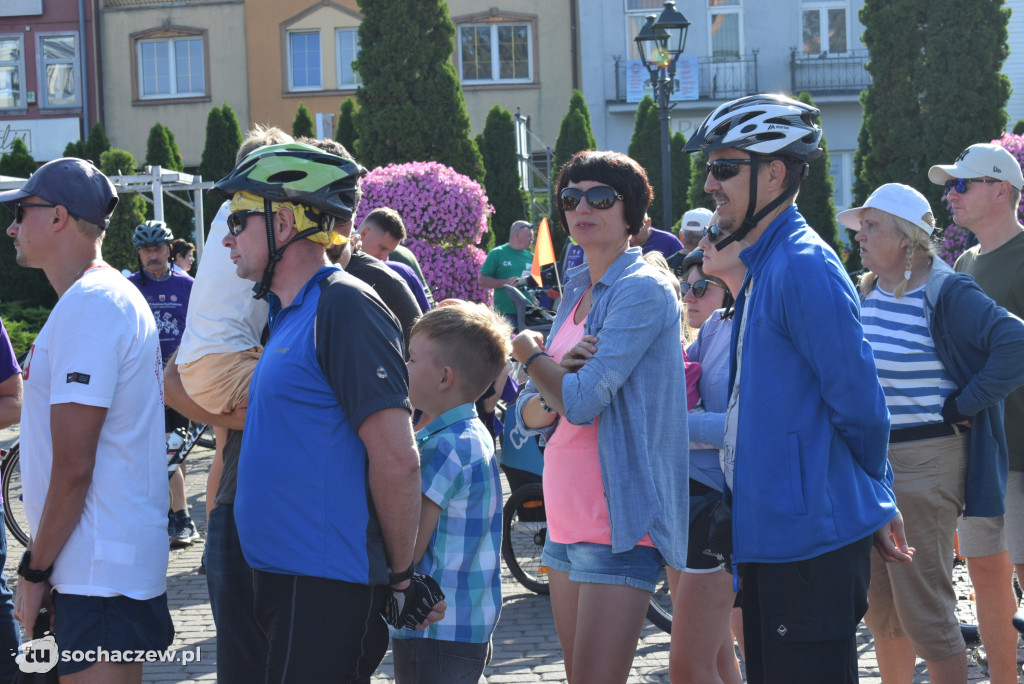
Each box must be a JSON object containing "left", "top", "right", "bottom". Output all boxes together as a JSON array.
[
  {"left": 132, "top": 220, "right": 173, "bottom": 248},
  {"left": 213, "top": 142, "right": 367, "bottom": 299}
]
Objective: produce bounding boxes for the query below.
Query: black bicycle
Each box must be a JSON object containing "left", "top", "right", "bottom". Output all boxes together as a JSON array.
[{"left": 1, "top": 420, "right": 211, "bottom": 547}]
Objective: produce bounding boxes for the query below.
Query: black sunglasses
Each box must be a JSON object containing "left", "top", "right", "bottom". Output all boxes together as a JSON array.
[
  {"left": 226, "top": 210, "right": 261, "bottom": 236},
  {"left": 559, "top": 186, "right": 625, "bottom": 211},
  {"left": 702, "top": 224, "right": 730, "bottom": 243},
  {"left": 706, "top": 159, "right": 753, "bottom": 181},
  {"left": 14, "top": 202, "right": 57, "bottom": 224},
  {"left": 680, "top": 278, "right": 723, "bottom": 298},
  {"left": 943, "top": 178, "right": 1002, "bottom": 194}
]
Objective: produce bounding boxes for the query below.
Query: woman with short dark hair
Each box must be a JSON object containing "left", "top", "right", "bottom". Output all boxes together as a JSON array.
[{"left": 512, "top": 150, "right": 688, "bottom": 683}]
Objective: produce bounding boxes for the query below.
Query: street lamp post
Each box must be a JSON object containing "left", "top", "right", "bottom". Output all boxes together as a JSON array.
[{"left": 635, "top": 2, "right": 690, "bottom": 233}]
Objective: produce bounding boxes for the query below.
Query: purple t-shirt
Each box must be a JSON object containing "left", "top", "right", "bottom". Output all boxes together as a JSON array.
[
  {"left": 127, "top": 269, "right": 194, "bottom": 363},
  {"left": 0, "top": 317, "right": 19, "bottom": 506},
  {"left": 385, "top": 260, "right": 431, "bottom": 312},
  {"left": 639, "top": 228, "right": 684, "bottom": 258}
]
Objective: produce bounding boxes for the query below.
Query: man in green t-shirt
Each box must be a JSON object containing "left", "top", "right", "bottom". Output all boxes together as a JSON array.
[
  {"left": 479, "top": 221, "right": 534, "bottom": 320},
  {"left": 930, "top": 142, "right": 1024, "bottom": 684}
]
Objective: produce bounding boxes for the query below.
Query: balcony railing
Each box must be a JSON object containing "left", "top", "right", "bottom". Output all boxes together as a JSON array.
[
  {"left": 614, "top": 53, "right": 759, "bottom": 103},
  {"left": 790, "top": 49, "right": 872, "bottom": 94}
]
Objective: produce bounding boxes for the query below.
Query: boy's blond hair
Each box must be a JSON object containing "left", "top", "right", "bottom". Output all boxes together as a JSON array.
[{"left": 411, "top": 302, "right": 512, "bottom": 397}]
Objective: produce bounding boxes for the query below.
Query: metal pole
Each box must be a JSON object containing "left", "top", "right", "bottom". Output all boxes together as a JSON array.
[{"left": 658, "top": 69, "right": 672, "bottom": 232}]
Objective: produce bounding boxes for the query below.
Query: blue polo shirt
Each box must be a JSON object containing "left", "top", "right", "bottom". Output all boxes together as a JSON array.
[{"left": 235, "top": 265, "right": 411, "bottom": 585}]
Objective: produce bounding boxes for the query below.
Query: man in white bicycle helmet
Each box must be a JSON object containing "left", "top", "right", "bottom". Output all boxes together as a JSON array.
[{"left": 684, "top": 94, "right": 909, "bottom": 683}]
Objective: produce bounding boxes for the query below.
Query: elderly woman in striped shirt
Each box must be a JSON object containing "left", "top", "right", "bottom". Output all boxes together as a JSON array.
[{"left": 840, "top": 183, "right": 1024, "bottom": 684}]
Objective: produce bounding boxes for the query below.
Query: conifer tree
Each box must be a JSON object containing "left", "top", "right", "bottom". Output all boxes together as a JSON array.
[
  {"left": 84, "top": 122, "right": 111, "bottom": 167},
  {"left": 198, "top": 105, "right": 243, "bottom": 238},
  {"left": 0, "top": 139, "right": 53, "bottom": 307},
  {"left": 336, "top": 98, "right": 358, "bottom": 153},
  {"left": 354, "top": 0, "right": 483, "bottom": 180},
  {"left": 293, "top": 103, "right": 315, "bottom": 139},
  {"left": 547, "top": 91, "right": 597, "bottom": 254},
  {"left": 100, "top": 148, "right": 146, "bottom": 273},
  {"left": 687, "top": 150, "right": 713, "bottom": 213},
  {"left": 145, "top": 123, "right": 192, "bottom": 240},
  {"left": 478, "top": 105, "right": 525, "bottom": 248},
  {"left": 628, "top": 97, "right": 691, "bottom": 229},
  {"left": 795, "top": 92, "right": 842, "bottom": 258}
]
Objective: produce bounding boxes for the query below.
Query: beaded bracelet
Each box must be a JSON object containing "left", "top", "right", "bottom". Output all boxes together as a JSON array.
[{"left": 539, "top": 395, "right": 555, "bottom": 413}]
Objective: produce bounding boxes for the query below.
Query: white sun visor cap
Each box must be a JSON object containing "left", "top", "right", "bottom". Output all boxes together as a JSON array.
[
  {"left": 927, "top": 143, "right": 1024, "bottom": 191},
  {"left": 836, "top": 183, "right": 935, "bottom": 236}
]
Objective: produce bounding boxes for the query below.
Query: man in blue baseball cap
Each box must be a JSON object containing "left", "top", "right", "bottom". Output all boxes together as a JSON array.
[{"left": 2, "top": 158, "right": 174, "bottom": 683}]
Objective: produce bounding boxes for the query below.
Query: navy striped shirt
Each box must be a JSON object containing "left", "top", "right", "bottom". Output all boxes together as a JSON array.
[{"left": 863, "top": 285, "right": 956, "bottom": 428}]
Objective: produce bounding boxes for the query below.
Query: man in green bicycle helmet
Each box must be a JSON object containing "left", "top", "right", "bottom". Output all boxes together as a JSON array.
[{"left": 214, "top": 143, "right": 445, "bottom": 681}]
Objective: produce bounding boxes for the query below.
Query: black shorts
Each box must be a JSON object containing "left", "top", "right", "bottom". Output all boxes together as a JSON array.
[
  {"left": 165, "top": 406, "right": 188, "bottom": 433},
  {"left": 53, "top": 592, "right": 174, "bottom": 676},
  {"left": 685, "top": 479, "right": 725, "bottom": 571}
]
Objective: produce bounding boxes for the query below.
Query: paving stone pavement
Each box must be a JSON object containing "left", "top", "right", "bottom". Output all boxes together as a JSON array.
[{"left": 0, "top": 434, "right": 1014, "bottom": 682}]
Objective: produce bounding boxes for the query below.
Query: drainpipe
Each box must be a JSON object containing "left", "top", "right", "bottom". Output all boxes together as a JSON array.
[
  {"left": 569, "top": 0, "right": 579, "bottom": 90},
  {"left": 78, "top": 0, "right": 89, "bottom": 133}
]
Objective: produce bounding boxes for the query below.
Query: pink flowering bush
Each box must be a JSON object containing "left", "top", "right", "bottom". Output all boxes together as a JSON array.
[
  {"left": 356, "top": 161, "right": 494, "bottom": 304},
  {"left": 939, "top": 132, "right": 1024, "bottom": 265}
]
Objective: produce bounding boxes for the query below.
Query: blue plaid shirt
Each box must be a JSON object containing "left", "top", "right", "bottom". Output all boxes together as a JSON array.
[{"left": 392, "top": 403, "right": 503, "bottom": 643}]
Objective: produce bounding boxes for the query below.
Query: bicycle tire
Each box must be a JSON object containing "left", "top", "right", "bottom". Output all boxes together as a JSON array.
[
  {"left": 2, "top": 444, "right": 30, "bottom": 547},
  {"left": 646, "top": 565, "right": 673, "bottom": 633},
  {"left": 502, "top": 483, "right": 550, "bottom": 594},
  {"left": 195, "top": 424, "right": 216, "bottom": 450}
]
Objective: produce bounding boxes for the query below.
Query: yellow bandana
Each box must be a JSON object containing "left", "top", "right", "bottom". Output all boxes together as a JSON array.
[{"left": 229, "top": 191, "right": 347, "bottom": 246}]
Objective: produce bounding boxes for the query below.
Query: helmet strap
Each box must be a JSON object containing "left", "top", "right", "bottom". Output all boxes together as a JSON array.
[
  {"left": 714, "top": 156, "right": 804, "bottom": 252},
  {"left": 251, "top": 201, "right": 332, "bottom": 300}
]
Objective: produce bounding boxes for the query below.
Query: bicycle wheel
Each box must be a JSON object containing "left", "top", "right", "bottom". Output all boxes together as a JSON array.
[
  {"left": 646, "top": 564, "right": 673, "bottom": 633},
  {"left": 2, "top": 444, "right": 30, "bottom": 547},
  {"left": 196, "top": 424, "right": 216, "bottom": 450},
  {"left": 502, "top": 483, "right": 549, "bottom": 594}
]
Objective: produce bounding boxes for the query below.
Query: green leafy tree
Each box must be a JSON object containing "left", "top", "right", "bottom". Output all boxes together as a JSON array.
[
  {"left": 100, "top": 148, "right": 146, "bottom": 273},
  {"left": 145, "top": 123, "right": 192, "bottom": 240},
  {"left": 666, "top": 131, "right": 691, "bottom": 231},
  {"left": 63, "top": 139, "right": 84, "bottom": 159},
  {"left": 794, "top": 92, "right": 842, "bottom": 258},
  {"left": 293, "top": 102, "right": 315, "bottom": 139},
  {"left": 1014, "top": 120, "right": 1024, "bottom": 136},
  {"left": 548, "top": 91, "right": 597, "bottom": 254},
  {"left": 478, "top": 105, "right": 526, "bottom": 249},
  {"left": 628, "top": 98, "right": 691, "bottom": 229},
  {"left": 686, "top": 150, "right": 713, "bottom": 213},
  {"left": 336, "top": 98, "right": 358, "bottom": 153},
  {"left": 63, "top": 122, "right": 111, "bottom": 165},
  {"left": 858, "top": 0, "right": 1009, "bottom": 229},
  {"left": 354, "top": 0, "right": 483, "bottom": 181},
  {"left": 0, "top": 139, "right": 54, "bottom": 308},
  {"left": 847, "top": 123, "right": 873, "bottom": 272},
  {"left": 198, "top": 105, "right": 243, "bottom": 238}
]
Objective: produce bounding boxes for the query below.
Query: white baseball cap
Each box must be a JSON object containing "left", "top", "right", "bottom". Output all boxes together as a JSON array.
[
  {"left": 836, "top": 183, "right": 935, "bottom": 236},
  {"left": 681, "top": 207, "right": 713, "bottom": 232},
  {"left": 928, "top": 143, "right": 1024, "bottom": 191}
]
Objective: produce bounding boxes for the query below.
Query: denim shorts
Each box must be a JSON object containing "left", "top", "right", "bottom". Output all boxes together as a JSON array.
[{"left": 541, "top": 539, "right": 663, "bottom": 592}]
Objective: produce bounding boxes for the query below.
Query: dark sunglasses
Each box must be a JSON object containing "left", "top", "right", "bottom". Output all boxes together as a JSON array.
[
  {"left": 706, "top": 159, "right": 753, "bottom": 181},
  {"left": 702, "top": 224, "right": 730, "bottom": 243},
  {"left": 943, "top": 178, "right": 1002, "bottom": 194},
  {"left": 680, "top": 278, "right": 723, "bottom": 298},
  {"left": 226, "top": 210, "right": 261, "bottom": 236},
  {"left": 559, "top": 186, "right": 624, "bottom": 211},
  {"left": 14, "top": 202, "right": 57, "bottom": 224}
]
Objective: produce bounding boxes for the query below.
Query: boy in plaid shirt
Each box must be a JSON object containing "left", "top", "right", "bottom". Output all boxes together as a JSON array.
[{"left": 392, "top": 302, "right": 512, "bottom": 683}]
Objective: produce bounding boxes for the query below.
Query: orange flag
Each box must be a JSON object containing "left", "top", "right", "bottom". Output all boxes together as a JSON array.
[{"left": 531, "top": 217, "right": 556, "bottom": 286}]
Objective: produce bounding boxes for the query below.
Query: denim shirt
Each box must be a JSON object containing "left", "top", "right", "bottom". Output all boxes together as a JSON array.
[
  {"left": 515, "top": 247, "right": 689, "bottom": 568},
  {"left": 922, "top": 258, "right": 1024, "bottom": 516}
]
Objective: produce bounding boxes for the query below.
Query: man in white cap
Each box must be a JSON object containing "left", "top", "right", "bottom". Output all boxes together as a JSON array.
[
  {"left": 680, "top": 207, "right": 714, "bottom": 252},
  {"left": 929, "top": 142, "right": 1024, "bottom": 684}
]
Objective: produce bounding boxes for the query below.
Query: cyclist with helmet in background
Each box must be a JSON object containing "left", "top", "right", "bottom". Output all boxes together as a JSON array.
[
  {"left": 684, "top": 94, "right": 909, "bottom": 683},
  {"left": 127, "top": 220, "right": 198, "bottom": 547},
  {"left": 214, "top": 142, "right": 444, "bottom": 682}
]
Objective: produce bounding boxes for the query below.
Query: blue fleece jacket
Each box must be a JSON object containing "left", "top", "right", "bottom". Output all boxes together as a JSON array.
[
  {"left": 922, "top": 258, "right": 1024, "bottom": 517},
  {"left": 730, "top": 206, "right": 896, "bottom": 563}
]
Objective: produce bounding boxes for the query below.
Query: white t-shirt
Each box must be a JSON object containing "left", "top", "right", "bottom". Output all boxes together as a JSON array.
[
  {"left": 20, "top": 266, "right": 167, "bottom": 599},
  {"left": 176, "top": 201, "right": 269, "bottom": 364}
]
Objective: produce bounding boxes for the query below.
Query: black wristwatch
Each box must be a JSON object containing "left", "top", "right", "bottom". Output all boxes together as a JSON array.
[
  {"left": 388, "top": 563, "right": 415, "bottom": 586},
  {"left": 17, "top": 551, "right": 53, "bottom": 583}
]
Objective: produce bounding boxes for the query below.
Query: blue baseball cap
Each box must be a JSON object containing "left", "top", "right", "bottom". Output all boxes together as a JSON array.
[{"left": 0, "top": 157, "right": 118, "bottom": 228}]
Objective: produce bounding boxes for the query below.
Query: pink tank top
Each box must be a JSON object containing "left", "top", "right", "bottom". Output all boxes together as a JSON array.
[{"left": 543, "top": 291, "right": 653, "bottom": 547}]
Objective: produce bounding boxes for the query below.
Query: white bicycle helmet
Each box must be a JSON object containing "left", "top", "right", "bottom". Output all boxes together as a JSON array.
[{"left": 684, "top": 94, "right": 822, "bottom": 161}]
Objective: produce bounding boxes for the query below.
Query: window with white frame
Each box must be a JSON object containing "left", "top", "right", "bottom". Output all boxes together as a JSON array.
[
  {"left": 458, "top": 23, "right": 532, "bottom": 84},
  {"left": 710, "top": 0, "right": 742, "bottom": 61},
  {"left": 39, "top": 34, "right": 79, "bottom": 108},
  {"left": 625, "top": 0, "right": 666, "bottom": 60},
  {"left": 335, "top": 28, "right": 360, "bottom": 88},
  {"left": 802, "top": 3, "right": 849, "bottom": 56},
  {"left": 288, "top": 31, "right": 322, "bottom": 91},
  {"left": 0, "top": 35, "right": 24, "bottom": 110},
  {"left": 137, "top": 35, "right": 205, "bottom": 99}
]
